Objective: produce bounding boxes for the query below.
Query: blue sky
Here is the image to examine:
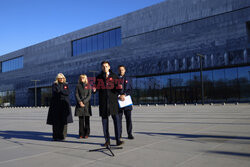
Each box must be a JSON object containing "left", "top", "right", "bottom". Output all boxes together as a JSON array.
[{"left": 0, "top": 0, "right": 165, "bottom": 56}]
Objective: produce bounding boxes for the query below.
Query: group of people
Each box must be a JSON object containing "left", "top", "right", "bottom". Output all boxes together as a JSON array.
[{"left": 46, "top": 61, "right": 134, "bottom": 146}]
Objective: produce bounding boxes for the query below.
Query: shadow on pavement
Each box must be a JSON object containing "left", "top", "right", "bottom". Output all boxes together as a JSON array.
[
  {"left": 135, "top": 132, "right": 250, "bottom": 140},
  {"left": 207, "top": 151, "right": 250, "bottom": 157},
  {"left": 0, "top": 130, "right": 104, "bottom": 146}
]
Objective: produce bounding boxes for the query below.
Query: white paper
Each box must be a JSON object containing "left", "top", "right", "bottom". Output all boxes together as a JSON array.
[{"left": 118, "top": 95, "right": 133, "bottom": 108}]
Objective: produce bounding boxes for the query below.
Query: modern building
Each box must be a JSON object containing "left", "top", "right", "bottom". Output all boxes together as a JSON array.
[{"left": 0, "top": 0, "right": 250, "bottom": 106}]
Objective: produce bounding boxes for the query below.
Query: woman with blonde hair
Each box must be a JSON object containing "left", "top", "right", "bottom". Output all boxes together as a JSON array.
[
  {"left": 47, "top": 73, "right": 73, "bottom": 141},
  {"left": 75, "top": 74, "right": 92, "bottom": 139}
]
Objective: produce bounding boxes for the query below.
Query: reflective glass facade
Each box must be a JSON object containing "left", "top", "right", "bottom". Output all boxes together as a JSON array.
[
  {"left": 1, "top": 56, "right": 23, "bottom": 72},
  {"left": 41, "top": 87, "right": 52, "bottom": 106},
  {"left": 0, "top": 90, "right": 15, "bottom": 106},
  {"left": 72, "top": 28, "right": 121, "bottom": 56},
  {"left": 132, "top": 66, "right": 250, "bottom": 104}
]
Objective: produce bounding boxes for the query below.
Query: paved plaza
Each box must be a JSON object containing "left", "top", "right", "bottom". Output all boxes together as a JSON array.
[{"left": 0, "top": 104, "right": 250, "bottom": 167}]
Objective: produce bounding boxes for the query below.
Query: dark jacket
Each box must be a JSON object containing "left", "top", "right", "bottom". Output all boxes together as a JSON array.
[
  {"left": 95, "top": 70, "right": 121, "bottom": 117},
  {"left": 74, "top": 83, "right": 92, "bottom": 116},
  {"left": 47, "top": 83, "right": 73, "bottom": 125},
  {"left": 118, "top": 75, "right": 133, "bottom": 111}
]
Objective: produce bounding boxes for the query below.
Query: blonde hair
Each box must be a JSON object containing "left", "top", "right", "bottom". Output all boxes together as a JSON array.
[
  {"left": 54, "top": 73, "right": 66, "bottom": 84},
  {"left": 78, "top": 74, "right": 88, "bottom": 84}
]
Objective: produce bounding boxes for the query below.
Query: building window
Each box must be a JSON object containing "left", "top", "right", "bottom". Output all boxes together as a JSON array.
[
  {"left": 247, "top": 21, "right": 250, "bottom": 43},
  {"left": 72, "top": 27, "right": 122, "bottom": 56},
  {"left": 132, "top": 66, "right": 250, "bottom": 104},
  {"left": 1, "top": 56, "right": 23, "bottom": 72},
  {"left": 0, "top": 90, "right": 15, "bottom": 106}
]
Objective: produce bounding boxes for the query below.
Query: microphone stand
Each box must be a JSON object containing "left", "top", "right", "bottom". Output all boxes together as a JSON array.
[{"left": 89, "top": 144, "right": 123, "bottom": 157}]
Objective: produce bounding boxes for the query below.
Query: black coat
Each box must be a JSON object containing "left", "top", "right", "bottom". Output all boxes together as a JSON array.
[
  {"left": 118, "top": 75, "right": 133, "bottom": 111},
  {"left": 74, "top": 83, "right": 92, "bottom": 116},
  {"left": 95, "top": 70, "right": 121, "bottom": 117},
  {"left": 47, "top": 83, "right": 73, "bottom": 125}
]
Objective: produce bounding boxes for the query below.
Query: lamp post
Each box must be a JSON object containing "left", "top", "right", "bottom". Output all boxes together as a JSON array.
[
  {"left": 89, "top": 70, "right": 98, "bottom": 106},
  {"left": 196, "top": 54, "right": 205, "bottom": 105},
  {"left": 31, "top": 80, "right": 40, "bottom": 107}
]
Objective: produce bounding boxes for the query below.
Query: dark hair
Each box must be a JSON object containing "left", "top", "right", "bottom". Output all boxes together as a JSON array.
[
  {"left": 118, "top": 65, "right": 126, "bottom": 69},
  {"left": 101, "top": 61, "right": 110, "bottom": 66}
]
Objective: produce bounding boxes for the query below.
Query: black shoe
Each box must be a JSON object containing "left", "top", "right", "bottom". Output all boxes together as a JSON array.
[
  {"left": 103, "top": 141, "right": 110, "bottom": 147},
  {"left": 116, "top": 140, "right": 124, "bottom": 146},
  {"left": 128, "top": 135, "right": 134, "bottom": 140}
]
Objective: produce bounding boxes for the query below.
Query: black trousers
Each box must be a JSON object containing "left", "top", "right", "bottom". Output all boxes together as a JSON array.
[
  {"left": 102, "top": 114, "right": 121, "bottom": 142},
  {"left": 79, "top": 116, "right": 90, "bottom": 137},
  {"left": 119, "top": 109, "right": 133, "bottom": 137},
  {"left": 52, "top": 123, "right": 67, "bottom": 140}
]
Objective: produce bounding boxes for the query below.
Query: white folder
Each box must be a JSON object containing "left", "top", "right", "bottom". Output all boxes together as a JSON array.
[{"left": 118, "top": 95, "right": 133, "bottom": 108}]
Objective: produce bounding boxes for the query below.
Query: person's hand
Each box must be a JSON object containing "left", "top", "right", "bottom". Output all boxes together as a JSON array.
[
  {"left": 79, "top": 101, "right": 85, "bottom": 107},
  {"left": 93, "top": 87, "right": 96, "bottom": 92},
  {"left": 119, "top": 95, "right": 126, "bottom": 101}
]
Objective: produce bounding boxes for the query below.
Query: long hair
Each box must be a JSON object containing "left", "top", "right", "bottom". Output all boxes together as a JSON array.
[
  {"left": 54, "top": 73, "right": 66, "bottom": 84},
  {"left": 78, "top": 74, "right": 88, "bottom": 84}
]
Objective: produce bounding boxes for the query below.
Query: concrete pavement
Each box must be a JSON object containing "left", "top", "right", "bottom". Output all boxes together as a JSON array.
[{"left": 0, "top": 104, "right": 250, "bottom": 167}]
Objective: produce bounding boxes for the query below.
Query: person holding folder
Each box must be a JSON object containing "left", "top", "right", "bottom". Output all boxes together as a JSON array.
[{"left": 118, "top": 65, "right": 134, "bottom": 140}]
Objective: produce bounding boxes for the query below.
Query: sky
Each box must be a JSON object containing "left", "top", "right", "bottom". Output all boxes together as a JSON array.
[{"left": 0, "top": 0, "right": 165, "bottom": 56}]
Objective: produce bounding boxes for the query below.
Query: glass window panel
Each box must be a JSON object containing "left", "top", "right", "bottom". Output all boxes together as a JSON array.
[
  {"left": 86, "top": 37, "right": 92, "bottom": 53},
  {"left": 20, "top": 56, "right": 23, "bottom": 68},
  {"left": 76, "top": 40, "right": 82, "bottom": 56},
  {"left": 13, "top": 59, "right": 16, "bottom": 70},
  {"left": 5, "top": 61, "right": 8, "bottom": 72},
  {"left": 16, "top": 58, "right": 19, "bottom": 69},
  {"left": 8, "top": 60, "right": 11, "bottom": 71},
  {"left": 15, "top": 59, "right": 18, "bottom": 69},
  {"left": 81, "top": 38, "right": 87, "bottom": 54},
  {"left": 179, "top": 73, "right": 191, "bottom": 86},
  {"left": 213, "top": 69, "right": 225, "bottom": 82},
  {"left": 238, "top": 66, "right": 250, "bottom": 101},
  {"left": 72, "top": 41, "right": 77, "bottom": 56},
  {"left": 103, "top": 31, "right": 110, "bottom": 49},
  {"left": 161, "top": 75, "right": 169, "bottom": 88},
  {"left": 1, "top": 57, "right": 23, "bottom": 72},
  {"left": 6, "top": 61, "right": 10, "bottom": 71},
  {"left": 212, "top": 69, "right": 226, "bottom": 101},
  {"left": 224, "top": 68, "right": 240, "bottom": 101},
  {"left": 14, "top": 59, "right": 17, "bottom": 69},
  {"left": 10, "top": 60, "right": 13, "bottom": 70},
  {"left": 203, "top": 70, "right": 213, "bottom": 82},
  {"left": 3, "top": 62, "right": 6, "bottom": 72},
  {"left": 97, "top": 33, "right": 104, "bottom": 50},
  {"left": 18, "top": 57, "right": 21, "bottom": 69},
  {"left": 169, "top": 74, "right": 181, "bottom": 87},
  {"left": 109, "top": 29, "right": 116, "bottom": 48},
  {"left": 92, "top": 35, "right": 98, "bottom": 51},
  {"left": 2, "top": 62, "right": 5, "bottom": 72},
  {"left": 238, "top": 66, "right": 250, "bottom": 82},
  {"left": 225, "top": 67, "right": 238, "bottom": 81},
  {"left": 116, "top": 28, "right": 121, "bottom": 46}
]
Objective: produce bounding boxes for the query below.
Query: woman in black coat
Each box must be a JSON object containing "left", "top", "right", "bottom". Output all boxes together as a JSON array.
[
  {"left": 47, "top": 73, "right": 73, "bottom": 141},
  {"left": 75, "top": 74, "right": 92, "bottom": 139}
]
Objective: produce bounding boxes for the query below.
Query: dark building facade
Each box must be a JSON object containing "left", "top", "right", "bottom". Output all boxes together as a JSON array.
[{"left": 0, "top": 0, "right": 250, "bottom": 106}]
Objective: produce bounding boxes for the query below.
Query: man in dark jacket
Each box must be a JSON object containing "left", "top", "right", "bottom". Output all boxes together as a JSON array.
[
  {"left": 93, "top": 61, "right": 124, "bottom": 146},
  {"left": 118, "top": 65, "right": 134, "bottom": 139}
]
